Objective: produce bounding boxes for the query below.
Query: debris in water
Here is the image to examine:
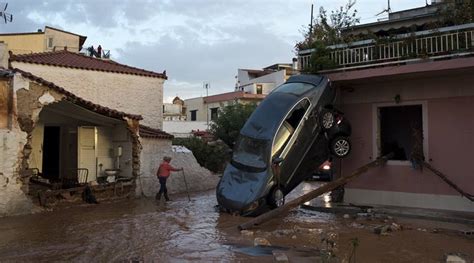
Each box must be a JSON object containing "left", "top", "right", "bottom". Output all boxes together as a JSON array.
[
  {"left": 254, "top": 237, "right": 271, "bottom": 246},
  {"left": 273, "top": 251, "right": 289, "bottom": 262},
  {"left": 444, "top": 253, "right": 469, "bottom": 263},
  {"left": 240, "top": 230, "right": 254, "bottom": 237}
]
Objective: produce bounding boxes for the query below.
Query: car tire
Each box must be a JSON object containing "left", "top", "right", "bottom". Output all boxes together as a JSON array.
[
  {"left": 320, "top": 109, "right": 335, "bottom": 130},
  {"left": 268, "top": 186, "right": 285, "bottom": 209},
  {"left": 331, "top": 136, "right": 351, "bottom": 158}
]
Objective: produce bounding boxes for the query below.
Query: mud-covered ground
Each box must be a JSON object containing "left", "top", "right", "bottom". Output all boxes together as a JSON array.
[{"left": 0, "top": 182, "right": 472, "bottom": 262}]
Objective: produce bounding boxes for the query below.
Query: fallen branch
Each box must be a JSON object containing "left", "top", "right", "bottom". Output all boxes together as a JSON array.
[
  {"left": 423, "top": 162, "right": 474, "bottom": 202},
  {"left": 238, "top": 154, "right": 393, "bottom": 230}
]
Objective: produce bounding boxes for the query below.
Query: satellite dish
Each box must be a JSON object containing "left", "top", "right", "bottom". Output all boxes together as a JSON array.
[{"left": 0, "top": 3, "right": 13, "bottom": 24}]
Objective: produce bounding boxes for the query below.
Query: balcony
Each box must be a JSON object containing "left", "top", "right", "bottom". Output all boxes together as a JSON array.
[{"left": 298, "top": 23, "right": 474, "bottom": 72}]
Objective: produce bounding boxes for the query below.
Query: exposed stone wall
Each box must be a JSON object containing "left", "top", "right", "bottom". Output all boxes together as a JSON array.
[
  {"left": 138, "top": 138, "right": 219, "bottom": 197},
  {"left": 0, "top": 76, "right": 65, "bottom": 217},
  {"left": 11, "top": 62, "right": 165, "bottom": 129}
]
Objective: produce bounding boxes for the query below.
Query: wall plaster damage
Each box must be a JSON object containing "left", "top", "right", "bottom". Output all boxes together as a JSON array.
[{"left": 0, "top": 72, "right": 143, "bottom": 217}]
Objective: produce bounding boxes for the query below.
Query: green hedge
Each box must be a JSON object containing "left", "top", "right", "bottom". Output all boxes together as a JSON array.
[{"left": 173, "top": 137, "right": 230, "bottom": 173}]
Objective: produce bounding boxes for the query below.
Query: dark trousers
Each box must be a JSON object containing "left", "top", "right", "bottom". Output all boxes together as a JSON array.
[
  {"left": 158, "top": 176, "right": 168, "bottom": 194},
  {"left": 156, "top": 176, "right": 170, "bottom": 200}
]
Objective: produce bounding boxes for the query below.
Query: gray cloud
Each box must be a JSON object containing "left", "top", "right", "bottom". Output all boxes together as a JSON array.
[{"left": 2, "top": 0, "right": 428, "bottom": 100}]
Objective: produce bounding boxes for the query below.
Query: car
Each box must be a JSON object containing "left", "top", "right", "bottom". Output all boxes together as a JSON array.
[
  {"left": 309, "top": 160, "right": 334, "bottom": 181},
  {"left": 216, "top": 74, "right": 352, "bottom": 216}
]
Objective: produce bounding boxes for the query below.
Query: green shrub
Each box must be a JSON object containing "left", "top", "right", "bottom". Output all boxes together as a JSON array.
[
  {"left": 209, "top": 102, "right": 257, "bottom": 148},
  {"left": 173, "top": 137, "right": 229, "bottom": 173}
]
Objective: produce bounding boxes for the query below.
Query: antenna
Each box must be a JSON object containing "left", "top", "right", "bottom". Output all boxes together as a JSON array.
[
  {"left": 309, "top": 4, "right": 314, "bottom": 35},
  {"left": 0, "top": 2, "right": 13, "bottom": 24},
  {"left": 376, "top": 0, "right": 391, "bottom": 16}
]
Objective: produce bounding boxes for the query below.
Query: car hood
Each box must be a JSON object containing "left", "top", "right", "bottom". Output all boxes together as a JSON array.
[{"left": 216, "top": 163, "right": 271, "bottom": 212}]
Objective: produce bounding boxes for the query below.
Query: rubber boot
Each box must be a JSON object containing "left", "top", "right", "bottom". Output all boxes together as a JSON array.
[
  {"left": 156, "top": 192, "right": 162, "bottom": 201},
  {"left": 164, "top": 193, "right": 170, "bottom": 201}
]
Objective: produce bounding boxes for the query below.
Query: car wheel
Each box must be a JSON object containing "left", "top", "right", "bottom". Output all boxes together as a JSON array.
[
  {"left": 268, "top": 186, "right": 285, "bottom": 209},
  {"left": 321, "top": 110, "right": 335, "bottom": 130},
  {"left": 331, "top": 136, "right": 351, "bottom": 158}
]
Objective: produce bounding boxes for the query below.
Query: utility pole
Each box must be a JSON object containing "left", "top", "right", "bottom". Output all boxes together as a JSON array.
[
  {"left": 204, "top": 82, "right": 210, "bottom": 129},
  {"left": 309, "top": 3, "right": 314, "bottom": 36}
]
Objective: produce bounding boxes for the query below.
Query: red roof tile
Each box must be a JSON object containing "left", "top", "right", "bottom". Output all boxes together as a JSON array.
[
  {"left": 139, "top": 125, "right": 174, "bottom": 139},
  {"left": 203, "top": 91, "right": 266, "bottom": 104},
  {"left": 12, "top": 68, "right": 143, "bottom": 121},
  {"left": 10, "top": 50, "right": 167, "bottom": 79}
]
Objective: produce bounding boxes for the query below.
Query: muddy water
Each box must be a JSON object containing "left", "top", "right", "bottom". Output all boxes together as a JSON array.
[{"left": 0, "top": 182, "right": 472, "bottom": 262}]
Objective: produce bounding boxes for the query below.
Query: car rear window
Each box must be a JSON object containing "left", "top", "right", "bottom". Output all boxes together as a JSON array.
[{"left": 273, "top": 83, "right": 316, "bottom": 96}]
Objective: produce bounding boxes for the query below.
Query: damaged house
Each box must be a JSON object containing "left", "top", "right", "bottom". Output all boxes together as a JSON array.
[
  {"left": 0, "top": 36, "right": 179, "bottom": 216},
  {"left": 298, "top": 2, "right": 474, "bottom": 212}
]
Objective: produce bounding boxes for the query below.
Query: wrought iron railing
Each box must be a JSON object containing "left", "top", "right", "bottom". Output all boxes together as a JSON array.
[{"left": 298, "top": 23, "right": 474, "bottom": 71}]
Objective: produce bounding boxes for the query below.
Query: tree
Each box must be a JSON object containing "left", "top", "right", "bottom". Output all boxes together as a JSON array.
[
  {"left": 209, "top": 102, "right": 257, "bottom": 148},
  {"left": 295, "top": 0, "right": 360, "bottom": 72}
]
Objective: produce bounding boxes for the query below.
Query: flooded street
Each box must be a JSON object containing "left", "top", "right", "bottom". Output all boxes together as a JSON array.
[{"left": 0, "top": 182, "right": 472, "bottom": 262}]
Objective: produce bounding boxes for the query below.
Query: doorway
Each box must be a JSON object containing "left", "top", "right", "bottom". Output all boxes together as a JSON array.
[{"left": 42, "top": 126, "right": 60, "bottom": 180}]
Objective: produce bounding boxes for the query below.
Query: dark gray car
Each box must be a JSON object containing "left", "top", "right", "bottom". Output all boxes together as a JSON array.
[{"left": 216, "top": 75, "right": 351, "bottom": 216}]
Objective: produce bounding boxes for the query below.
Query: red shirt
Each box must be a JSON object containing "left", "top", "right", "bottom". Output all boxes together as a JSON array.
[{"left": 157, "top": 161, "right": 179, "bottom": 178}]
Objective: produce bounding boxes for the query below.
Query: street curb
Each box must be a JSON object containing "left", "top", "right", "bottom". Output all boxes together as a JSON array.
[{"left": 300, "top": 204, "right": 474, "bottom": 225}]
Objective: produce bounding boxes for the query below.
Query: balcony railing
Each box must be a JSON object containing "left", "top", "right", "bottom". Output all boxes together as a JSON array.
[{"left": 298, "top": 23, "right": 474, "bottom": 71}]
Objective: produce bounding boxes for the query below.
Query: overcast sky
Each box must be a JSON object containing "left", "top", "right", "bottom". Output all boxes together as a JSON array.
[{"left": 2, "top": 0, "right": 428, "bottom": 101}]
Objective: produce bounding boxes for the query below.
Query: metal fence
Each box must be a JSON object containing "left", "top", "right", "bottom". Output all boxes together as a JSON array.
[{"left": 299, "top": 24, "right": 474, "bottom": 70}]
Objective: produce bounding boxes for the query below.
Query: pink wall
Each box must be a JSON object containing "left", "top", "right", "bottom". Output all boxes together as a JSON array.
[{"left": 339, "top": 95, "right": 474, "bottom": 196}]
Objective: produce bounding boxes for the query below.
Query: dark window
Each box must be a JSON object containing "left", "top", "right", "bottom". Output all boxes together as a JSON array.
[
  {"left": 256, "top": 84, "right": 263, "bottom": 94},
  {"left": 48, "top": 37, "right": 53, "bottom": 48},
  {"left": 210, "top": 107, "right": 218, "bottom": 121},
  {"left": 380, "top": 105, "right": 423, "bottom": 161},
  {"left": 190, "top": 110, "right": 197, "bottom": 121}
]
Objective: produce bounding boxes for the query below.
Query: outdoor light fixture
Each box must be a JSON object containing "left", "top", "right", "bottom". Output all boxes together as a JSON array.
[{"left": 323, "top": 164, "right": 331, "bottom": 170}]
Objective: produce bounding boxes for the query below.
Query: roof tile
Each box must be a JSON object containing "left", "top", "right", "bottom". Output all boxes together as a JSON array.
[{"left": 10, "top": 50, "right": 167, "bottom": 79}]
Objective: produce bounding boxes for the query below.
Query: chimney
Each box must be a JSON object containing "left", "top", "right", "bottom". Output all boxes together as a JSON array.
[{"left": 292, "top": 57, "right": 299, "bottom": 71}]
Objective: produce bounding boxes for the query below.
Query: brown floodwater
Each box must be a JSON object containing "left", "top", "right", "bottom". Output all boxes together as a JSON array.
[{"left": 0, "top": 182, "right": 472, "bottom": 262}]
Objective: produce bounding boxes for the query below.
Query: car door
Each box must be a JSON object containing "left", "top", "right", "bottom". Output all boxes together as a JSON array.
[{"left": 271, "top": 98, "right": 313, "bottom": 188}]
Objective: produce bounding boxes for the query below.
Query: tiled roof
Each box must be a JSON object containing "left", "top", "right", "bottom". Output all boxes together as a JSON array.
[
  {"left": 12, "top": 68, "right": 143, "bottom": 121},
  {"left": 10, "top": 50, "right": 167, "bottom": 79},
  {"left": 139, "top": 125, "right": 174, "bottom": 139}
]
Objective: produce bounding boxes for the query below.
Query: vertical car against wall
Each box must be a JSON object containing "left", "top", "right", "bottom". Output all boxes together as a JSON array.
[{"left": 216, "top": 75, "right": 352, "bottom": 216}]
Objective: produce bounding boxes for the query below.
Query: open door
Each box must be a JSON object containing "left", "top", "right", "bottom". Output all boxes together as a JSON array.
[
  {"left": 42, "top": 126, "right": 60, "bottom": 180},
  {"left": 78, "top": 126, "right": 97, "bottom": 182}
]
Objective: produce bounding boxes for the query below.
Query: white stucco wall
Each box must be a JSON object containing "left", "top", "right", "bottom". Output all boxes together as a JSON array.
[
  {"left": 138, "top": 138, "right": 218, "bottom": 197},
  {"left": 0, "top": 129, "right": 34, "bottom": 217},
  {"left": 11, "top": 62, "right": 165, "bottom": 129},
  {"left": 238, "top": 69, "right": 286, "bottom": 88},
  {"left": 163, "top": 121, "right": 208, "bottom": 137},
  {"left": 184, "top": 97, "right": 206, "bottom": 122}
]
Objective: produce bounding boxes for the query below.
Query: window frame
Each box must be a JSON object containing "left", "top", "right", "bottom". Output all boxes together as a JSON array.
[{"left": 372, "top": 101, "right": 429, "bottom": 166}]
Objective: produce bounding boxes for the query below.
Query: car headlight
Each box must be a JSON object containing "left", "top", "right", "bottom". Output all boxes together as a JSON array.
[{"left": 243, "top": 200, "right": 260, "bottom": 213}]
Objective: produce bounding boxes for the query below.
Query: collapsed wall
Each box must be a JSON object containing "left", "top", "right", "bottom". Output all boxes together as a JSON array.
[
  {"left": 0, "top": 76, "right": 64, "bottom": 217},
  {"left": 138, "top": 139, "right": 219, "bottom": 197}
]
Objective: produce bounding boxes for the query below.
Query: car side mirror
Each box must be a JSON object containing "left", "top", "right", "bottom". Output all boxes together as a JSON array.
[{"left": 272, "top": 157, "right": 283, "bottom": 165}]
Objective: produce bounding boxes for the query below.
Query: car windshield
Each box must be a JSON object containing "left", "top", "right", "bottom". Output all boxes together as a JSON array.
[
  {"left": 232, "top": 135, "right": 270, "bottom": 170},
  {"left": 273, "top": 82, "right": 315, "bottom": 96}
]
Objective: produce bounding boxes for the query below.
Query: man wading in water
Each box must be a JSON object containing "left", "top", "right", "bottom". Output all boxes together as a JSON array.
[{"left": 156, "top": 156, "right": 183, "bottom": 201}]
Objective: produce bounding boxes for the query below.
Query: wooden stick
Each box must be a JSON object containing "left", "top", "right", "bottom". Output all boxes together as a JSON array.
[
  {"left": 423, "top": 162, "right": 474, "bottom": 202},
  {"left": 238, "top": 154, "right": 393, "bottom": 230}
]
